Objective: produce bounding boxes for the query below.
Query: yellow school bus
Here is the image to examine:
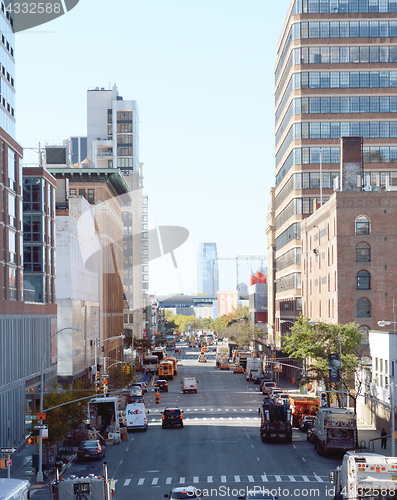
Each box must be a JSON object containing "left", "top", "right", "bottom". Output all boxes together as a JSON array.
[
  {"left": 163, "top": 356, "right": 178, "bottom": 375},
  {"left": 158, "top": 360, "right": 174, "bottom": 380}
]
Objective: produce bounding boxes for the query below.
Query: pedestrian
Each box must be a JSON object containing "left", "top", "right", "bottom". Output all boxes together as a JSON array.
[{"left": 381, "top": 428, "right": 388, "bottom": 449}]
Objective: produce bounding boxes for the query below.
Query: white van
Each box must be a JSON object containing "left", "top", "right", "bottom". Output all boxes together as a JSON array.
[
  {"left": 181, "top": 376, "right": 198, "bottom": 393},
  {"left": 126, "top": 403, "right": 149, "bottom": 431}
]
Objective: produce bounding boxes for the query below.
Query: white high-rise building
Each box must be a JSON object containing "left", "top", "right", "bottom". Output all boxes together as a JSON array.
[{"left": 86, "top": 85, "right": 149, "bottom": 340}]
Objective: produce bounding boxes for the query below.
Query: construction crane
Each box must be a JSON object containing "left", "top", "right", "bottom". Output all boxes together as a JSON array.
[{"left": 212, "top": 255, "right": 266, "bottom": 293}]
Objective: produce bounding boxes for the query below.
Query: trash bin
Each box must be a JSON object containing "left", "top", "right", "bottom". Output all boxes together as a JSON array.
[{"left": 32, "top": 453, "right": 39, "bottom": 471}]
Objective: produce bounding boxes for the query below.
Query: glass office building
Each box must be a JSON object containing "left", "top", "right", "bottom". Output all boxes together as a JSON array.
[
  {"left": 198, "top": 243, "right": 219, "bottom": 295},
  {"left": 273, "top": 0, "right": 397, "bottom": 340}
]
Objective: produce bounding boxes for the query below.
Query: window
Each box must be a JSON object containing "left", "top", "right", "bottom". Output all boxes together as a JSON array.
[
  {"left": 357, "top": 298, "right": 370, "bottom": 318},
  {"left": 356, "top": 242, "right": 370, "bottom": 262},
  {"left": 79, "top": 189, "right": 86, "bottom": 199},
  {"left": 87, "top": 189, "right": 95, "bottom": 204},
  {"left": 70, "top": 189, "right": 76, "bottom": 196},
  {"left": 355, "top": 215, "right": 370, "bottom": 234},
  {"left": 357, "top": 270, "right": 370, "bottom": 289}
]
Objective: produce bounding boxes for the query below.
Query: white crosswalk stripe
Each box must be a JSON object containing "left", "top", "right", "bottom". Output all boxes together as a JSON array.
[{"left": 129, "top": 474, "right": 330, "bottom": 486}]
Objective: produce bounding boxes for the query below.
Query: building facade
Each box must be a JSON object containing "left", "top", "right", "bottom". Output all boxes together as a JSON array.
[
  {"left": 48, "top": 165, "right": 130, "bottom": 385},
  {"left": 272, "top": 0, "right": 397, "bottom": 345},
  {"left": 197, "top": 243, "right": 219, "bottom": 295},
  {"left": 0, "top": 7, "right": 59, "bottom": 448},
  {"left": 86, "top": 85, "right": 149, "bottom": 341}
]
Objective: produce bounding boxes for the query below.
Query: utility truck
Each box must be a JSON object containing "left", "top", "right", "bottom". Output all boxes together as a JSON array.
[
  {"left": 259, "top": 398, "right": 292, "bottom": 443},
  {"left": 246, "top": 357, "right": 263, "bottom": 380},
  {"left": 288, "top": 393, "right": 319, "bottom": 427},
  {"left": 216, "top": 345, "right": 229, "bottom": 366},
  {"left": 330, "top": 451, "right": 397, "bottom": 500},
  {"left": 314, "top": 407, "right": 356, "bottom": 455},
  {"left": 88, "top": 396, "right": 120, "bottom": 444},
  {"left": 52, "top": 462, "right": 115, "bottom": 500},
  {"left": 0, "top": 478, "right": 30, "bottom": 500}
]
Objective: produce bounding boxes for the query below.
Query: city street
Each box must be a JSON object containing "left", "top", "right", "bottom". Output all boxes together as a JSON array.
[{"left": 19, "top": 343, "right": 345, "bottom": 500}]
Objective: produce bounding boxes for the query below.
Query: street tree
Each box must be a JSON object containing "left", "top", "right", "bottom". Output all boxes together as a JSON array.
[
  {"left": 282, "top": 315, "right": 362, "bottom": 406},
  {"left": 221, "top": 318, "right": 264, "bottom": 349}
]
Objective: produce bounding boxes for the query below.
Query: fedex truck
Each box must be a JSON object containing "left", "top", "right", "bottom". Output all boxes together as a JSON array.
[{"left": 126, "top": 403, "right": 149, "bottom": 431}]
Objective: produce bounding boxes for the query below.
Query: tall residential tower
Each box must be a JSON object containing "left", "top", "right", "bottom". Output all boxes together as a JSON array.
[
  {"left": 198, "top": 243, "right": 219, "bottom": 295},
  {"left": 271, "top": 0, "right": 397, "bottom": 345}
]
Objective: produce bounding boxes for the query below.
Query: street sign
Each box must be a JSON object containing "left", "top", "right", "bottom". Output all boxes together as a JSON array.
[
  {"left": 37, "top": 412, "right": 46, "bottom": 420},
  {"left": 0, "top": 447, "right": 16, "bottom": 453},
  {"left": 33, "top": 424, "right": 47, "bottom": 430},
  {"left": 6, "top": 460, "right": 11, "bottom": 467},
  {"left": 27, "top": 415, "right": 36, "bottom": 420}
]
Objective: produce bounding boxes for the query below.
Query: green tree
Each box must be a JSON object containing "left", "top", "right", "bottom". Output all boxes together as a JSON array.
[
  {"left": 44, "top": 383, "right": 95, "bottom": 445},
  {"left": 221, "top": 318, "right": 264, "bottom": 348},
  {"left": 107, "top": 364, "right": 134, "bottom": 389},
  {"left": 282, "top": 315, "right": 362, "bottom": 406}
]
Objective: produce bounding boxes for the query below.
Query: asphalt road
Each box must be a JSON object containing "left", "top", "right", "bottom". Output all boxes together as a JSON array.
[{"left": 56, "top": 343, "right": 343, "bottom": 500}]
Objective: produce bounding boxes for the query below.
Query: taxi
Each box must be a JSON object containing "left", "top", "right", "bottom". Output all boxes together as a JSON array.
[
  {"left": 198, "top": 354, "right": 207, "bottom": 363},
  {"left": 233, "top": 365, "right": 244, "bottom": 374},
  {"left": 220, "top": 362, "right": 230, "bottom": 370},
  {"left": 201, "top": 346, "right": 209, "bottom": 353}
]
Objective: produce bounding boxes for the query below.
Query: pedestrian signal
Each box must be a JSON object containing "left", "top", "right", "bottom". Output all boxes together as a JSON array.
[{"left": 28, "top": 436, "right": 39, "bottom": 445}]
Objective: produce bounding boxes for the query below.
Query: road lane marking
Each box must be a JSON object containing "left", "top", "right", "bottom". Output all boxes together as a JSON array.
[
  {"left": 151, "top": 478, "right": 158, "bottom": 485},
  {"left": 261, "top": 474, "right": 268, "bottom": 481},
  {"left": 302, "top": 476, "right": 309, "bottom": 482},
  {"left": 123, "top": 479, "right": 130, "bottom": 486},
  {"left": 207, "top": 476, "right": 213, "bottom": 483},
  {"left": 193, "top": 476, "right": 199, "bottom": 483},
  {"left": 248, "top": 475, "right": 254, "bottom": 482},
  {"left": 288, "top": 475, "right": 296, "bottom": 482},
  {"left": 275, "top": 475, "right": 282, "bottom": 482},
  {"left": 221, "top": 476, "right": 227, "bottom": 482},
  {"left": 180, "top": 477, "right": 185, "bottom": 484},
  {"left": 138, "top": 478, "right": 144, "bottom": 485},
  {"left": 234, "top": 476, "right": 240, "bottom": 482},
  {"left": 314, "top": 473, "right": 323, "bottom": 482},
  {"left": 166, "top": 478, "right": 172, "bottom": 484}
]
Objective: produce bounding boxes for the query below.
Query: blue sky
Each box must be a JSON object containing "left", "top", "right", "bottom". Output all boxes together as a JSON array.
[{"left": 16, "top": 0, "right": 291, "bottom": 294}]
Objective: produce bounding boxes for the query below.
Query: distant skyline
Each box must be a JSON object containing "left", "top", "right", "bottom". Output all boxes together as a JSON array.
[{"left": 15, "top": 0, "right": 291, "bottom": 294}]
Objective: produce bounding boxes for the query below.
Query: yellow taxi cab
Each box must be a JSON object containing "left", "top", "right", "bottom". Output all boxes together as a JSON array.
[
  {"left": 198, "top": 354, "right": 207, "bottom": 363},
  {"left": 201, "top": 346, "right": 209, "bottom": 353},
  {"left": 233, "top": 365, "right": 244, "bottom": 373},
  {"left": 220, "top": 362, "right": 230, "bottom": 370}
]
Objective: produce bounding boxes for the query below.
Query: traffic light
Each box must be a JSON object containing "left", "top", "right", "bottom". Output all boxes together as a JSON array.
[
  {"left": 122, "top": 365, "right": 126, "bottom": 373},
  {"left": 28, "top": 436, "right": 39, "bottom": 445},
  {"left": 155, "top": 392, "right": 160, "bottom": 404},
  {"left": 126, "top": 366, "right": 130, "bottom": 374},
  {"left": 314, "top": 399, "right": 320, "bottom": 412}
]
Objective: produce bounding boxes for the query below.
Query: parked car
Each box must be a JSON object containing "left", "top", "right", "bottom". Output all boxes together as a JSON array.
[
  {"left": 299, "top": 415, "right": 316, "bottom": 432},
  {"left": 268, "top": 388, "right": 283, "bottom": 400},
  {"left": 76, "top": 440, "right": 105, "bottom": 462},
  {"left": 165, "top": 486, "right": 201, "bottom": 499},
  {"left": 155, "top": 379, "right": 168, "bottom": 392},
  {"left": 261, "top": 381, "right": 277, "bottom": 396},
  {"left": 274, "top": 393, "right": 289, "bottom": 405},
  {"left": 162, "top": 407, "right": 184, "bottom": 428}
]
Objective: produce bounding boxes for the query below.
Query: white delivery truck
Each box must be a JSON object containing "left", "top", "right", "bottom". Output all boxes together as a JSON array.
[
  {"left": 314, "top": 407, "right": 356, "bottom": 455},
  {"left": 216, "top": 345, "right": 229, "bottom": 366},
  {"left": 88, "top": 396, "right": 121, "bottom": 443},
  {"left": 181, "top": 376, "right": 198, "bottom": 393},
  {"left": 330, "top": 451, "right": 397, "bottom": 500},
  {"left": 52, "top": 462, "right": 115, "bottom": 500},
  {"left": 0, "top": 478, "right": 30, "bottom": 500},
  {"left": 246, "top": 357, "right": 263, "bottom": 380},
  {"left": 125, "top": 402, "right": 149, "bottom": 431}
]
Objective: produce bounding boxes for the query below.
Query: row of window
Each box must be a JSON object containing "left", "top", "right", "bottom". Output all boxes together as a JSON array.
[
  {"left": 294, "top": 45, "right": 397, "bottom": 66},
  {"left": 291, "top": 121, "right": 397, "bottom": 140},
  {"left": 70, "top": 188, "right": 95, "bottom": 204},
  {"left": 276, "top": 146, "right": 397, "bottom": 186},
  {"left": 292, "top": 71, "right": 397, "bottom": 90},
  {"left": 292, "top": 0, "right": 397, "bottom": 15}
]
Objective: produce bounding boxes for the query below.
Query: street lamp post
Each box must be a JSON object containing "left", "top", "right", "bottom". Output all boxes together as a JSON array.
[
  {"left": 309, "top": 322, "right": 343, "bottom": 408},
  {"left": 94, "top": 335, "right": 125, "bottom": 390},
  {"left": 37, "top": 326, "right": 82, "bottom": 483}
]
